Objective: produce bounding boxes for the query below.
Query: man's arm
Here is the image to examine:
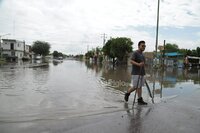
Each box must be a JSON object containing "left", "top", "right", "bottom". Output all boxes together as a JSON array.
[
  {"left": 131, "top": 51, "right": 144, "bottom": 67},
  {"left": 130, "top": 60, "right": 144, "bottom": 67}
]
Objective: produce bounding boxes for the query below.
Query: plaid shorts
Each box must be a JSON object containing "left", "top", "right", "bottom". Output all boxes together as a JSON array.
[{"left": 130, "top": 75, "right": 145, "bottom": 88}]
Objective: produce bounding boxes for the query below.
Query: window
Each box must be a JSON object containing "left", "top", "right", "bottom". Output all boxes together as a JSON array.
[{"left": 10, "top": 43, "right": 14, "bottom": 50}]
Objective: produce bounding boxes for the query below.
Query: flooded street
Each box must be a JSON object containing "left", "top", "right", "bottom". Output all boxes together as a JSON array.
[
  {"left": 0, "top": 60, "right": 128, "bottom": 121},
  {"left": 0, "top": 60, "right": 200, "bottom": 133}
]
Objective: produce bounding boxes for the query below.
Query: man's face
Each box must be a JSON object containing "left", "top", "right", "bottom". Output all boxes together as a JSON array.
[{"left": 139, "top": 43, "right": 146, "bottom": 51}]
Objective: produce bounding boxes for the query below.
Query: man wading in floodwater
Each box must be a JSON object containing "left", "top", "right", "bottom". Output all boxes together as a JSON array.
[{"left": 124, "top": 40, "right": 147, "bottom": 105}]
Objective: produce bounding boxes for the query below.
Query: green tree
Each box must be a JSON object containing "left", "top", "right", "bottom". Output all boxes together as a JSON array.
[
  {"left": 53, "top": 51, "right": 59, "bottom": 58},
  {"left": 178, "top": 49, "right": 187, "bottom": 55},
  {"left": 186, "top": 49, "right": 192, "bottom": 56},
  {"left": 102, "top": 39, "right": 114, "bottom": 58},
  {"left": 96, "top": 47, "right": 103, "bottom": 63},
  {"left": 75, "top": 54, "right": 84, "bottom": 60},
  {"left": 184, "top": 47, "right": 200, "bottom": 57},
  {"left": 58, "top": 52, "right": 63, "bottom": 57},
  {"left": 96, "top": 47, "right": 102, "bottom": 56},
  {"left": 103, "top": 37, "right": 133, "bottom": 63},
  {"left": 85, "top": 50, "right": 94, "bottom": 59},
  {"left": 196, "top": 47, "right": 200, "bottom": 57},
  {"left": 32, "top": 41, "right": 51, "bottom": 56},
  {"left": 165, "top": 43, "right": 179, "bottom": 52}
]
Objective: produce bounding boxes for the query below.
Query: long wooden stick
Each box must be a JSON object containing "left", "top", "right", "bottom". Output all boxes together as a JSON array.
[{"left": 145, "top": 80, "right": 154, "bottom": 104}]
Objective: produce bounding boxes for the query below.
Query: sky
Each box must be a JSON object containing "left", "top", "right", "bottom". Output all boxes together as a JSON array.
[{"left": 0, "top": 0, "right": 200, "bottom": 55}]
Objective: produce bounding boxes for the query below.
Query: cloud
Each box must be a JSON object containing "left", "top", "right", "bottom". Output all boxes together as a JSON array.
[
  {"left": 160, "top": 0, "right": 200, "bottom": 27},
  {"left": 0, "top": 0, "right": 199, "bottom": 54},
  {"left": 197, "top": 32, "right": 200, "bottom": 37}
]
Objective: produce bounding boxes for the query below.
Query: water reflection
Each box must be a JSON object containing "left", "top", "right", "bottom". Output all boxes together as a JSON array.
[
  {"left": 124, "top": 102, "right": 152, "bottom": 133},
  {"left": 0, "top": 60, "right": 200, "bottom": 122},
  {"left": 85, "top": 61, "right": 200, "bottom": 100},
  {"left": 52, "top": 60, "right": 63, "bottom": 66},
  {"left": 145, "top": 67, "right": 200, "bottom": 87},
  {"left": 86, "top": 61, "right": 200, "bottom": 87},
  {"left": 85, "top": 61, "right": 102, "bottom": 75},
  {"left": 53, "top": 61, "right": 59, "bottom": 66}
]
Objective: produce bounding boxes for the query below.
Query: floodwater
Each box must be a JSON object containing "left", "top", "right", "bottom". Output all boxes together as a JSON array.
[{"left": 0, "top": 60, "right": 200, "bottom": 127}]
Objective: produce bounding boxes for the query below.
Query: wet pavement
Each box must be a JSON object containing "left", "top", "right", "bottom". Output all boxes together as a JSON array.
[
  {"left": 0, "top": 90, "right": 200, "bottom": 133},
  {"left": 0, "top": 60, "right": 200, "bottom": 133}
]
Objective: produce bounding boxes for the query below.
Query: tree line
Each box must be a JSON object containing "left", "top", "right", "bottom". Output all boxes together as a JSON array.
[
  {"left": 31, "top": 40, "right": 200, "bottom": 62},
  {"left": 31, "top": 41, "right": 65, "bottom": 58},
  {"left": 161, "top": 43, "right": 200, "bottom": 57},
  {"left": 85, "top": 37, "right": 133, "bottom": 65}
]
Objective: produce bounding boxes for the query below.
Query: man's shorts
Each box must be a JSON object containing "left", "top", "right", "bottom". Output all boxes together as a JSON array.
[{"left": 130, "top": 75, "right": 145, "bottom": 88}]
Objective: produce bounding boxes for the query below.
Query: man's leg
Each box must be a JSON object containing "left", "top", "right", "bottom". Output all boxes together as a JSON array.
[
  {"left": 125, "top": 75, "right": 141, "bottom": 102},
  {"left": 137, "top": 87, "right": 147, "bottom": 105},
  {"left": 127, "top": 87, "right": 136, "bottom": 93},
  {"left": 137, "top": 87, "right": 142, "bottom": 97},
  {"left": 124, "top": 87, "right": 136, "bottom": 102}
]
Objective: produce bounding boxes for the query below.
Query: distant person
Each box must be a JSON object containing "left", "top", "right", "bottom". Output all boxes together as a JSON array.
[
  {"left": 124, "top": 40, "right": 147, "bottom": 105},
  {"left": 184, "top": 55, "right": 189, "bottom": 67}
]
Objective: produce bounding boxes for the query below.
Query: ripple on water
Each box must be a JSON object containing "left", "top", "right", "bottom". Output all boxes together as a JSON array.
[{"left": 4, "top": 94, "right": 21, "bottom": 97}]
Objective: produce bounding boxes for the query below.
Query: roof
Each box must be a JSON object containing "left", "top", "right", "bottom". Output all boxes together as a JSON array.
[
  {"left": 155, "top": 52, "right": 183, "bottom": 58},
  {"left": 2, "top": 39, "right": 17, "bottom": 42},
  {"left": 165, "top": 52, "right": 183, "bottom": 57},
  {"left": 188, "top": 56, "right": 200, "bottom": 59},
  {"left": 2, "top": 39, "right": 25, "bottom": 43}
]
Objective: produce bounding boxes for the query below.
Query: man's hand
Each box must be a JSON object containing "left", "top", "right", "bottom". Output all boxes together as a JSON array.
[
  {"left": 130, "top": 60, "right": 145, "bottom": 67},
  {"left": 138, "top": 62, "right": 144, "bottom": 67}
]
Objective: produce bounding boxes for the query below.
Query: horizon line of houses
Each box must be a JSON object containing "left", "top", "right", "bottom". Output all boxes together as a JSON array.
[{"left": 0, "top": 39, "right": 199, "bottom": 67}]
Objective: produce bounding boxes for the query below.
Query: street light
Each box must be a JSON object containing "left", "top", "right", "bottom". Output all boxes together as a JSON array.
[{"left": 0, "top": 33, "right": 11, "bottom": 58}]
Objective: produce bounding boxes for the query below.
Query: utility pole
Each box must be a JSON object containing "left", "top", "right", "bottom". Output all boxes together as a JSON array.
[
  {"left": 87, "top": 45, "right": 89, "bottom": 52},
  {"left": 155, "top": 0, "right": 160, "bottom": 67},
  {"left": 160, "top": 40, "right": 165, "bottom": 99},
  {"left": 0, "top": 33, "right": 11, "bottom": 58},
  {"left": 13, "top": 20, "right": 15, "bottom": 37},
  {"left": 162, "top": 40, "right": 166, "bottom": 67},
  {"left": 101, "top": 33, "right": 107, "bottom": 46}
]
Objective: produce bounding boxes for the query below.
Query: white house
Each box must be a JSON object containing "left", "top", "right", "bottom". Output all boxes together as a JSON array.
[
  {"left": 1, "top": 39, "right": 25, "bottom": 60},
  {"left": 24, "top": 44, "right": 32, "bottom": 59}
]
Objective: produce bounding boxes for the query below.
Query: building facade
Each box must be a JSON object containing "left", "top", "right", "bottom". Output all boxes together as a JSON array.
[
  {"left": 24, "top": 44, "right": 32, "bottom": 59},
  {"left": 1, "top": 39, "right": 31, "bottom": 60}
]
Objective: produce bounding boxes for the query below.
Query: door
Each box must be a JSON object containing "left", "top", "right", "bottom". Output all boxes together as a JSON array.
[{"left": 10, "top": 43, "right": 14, "bottom": 50}]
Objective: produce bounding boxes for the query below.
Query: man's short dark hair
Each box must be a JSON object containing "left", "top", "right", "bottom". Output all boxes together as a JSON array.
[{"left": 138, "top": 40, "right": 145, "bottom": 46}]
